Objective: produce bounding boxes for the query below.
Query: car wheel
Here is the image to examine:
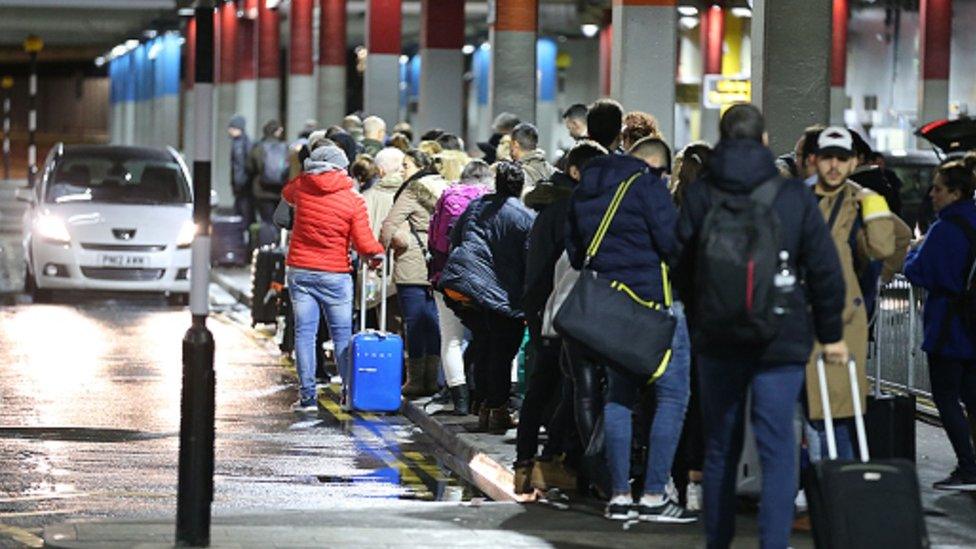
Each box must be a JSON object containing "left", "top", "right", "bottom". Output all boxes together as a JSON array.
[
  {"left": 167, "top": 292, "right": 189, "bottom": 307},
  {"left": 25, "top": 265, "right": 53, "bottom": 303}
]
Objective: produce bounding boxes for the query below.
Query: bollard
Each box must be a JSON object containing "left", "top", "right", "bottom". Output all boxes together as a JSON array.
[
  {"left": 176, "top": 2, "right": 216, "bottom": 546},
  {"left": 1, "top": 76, "right": 11, "bottom": 181},
  {"left": 23, "top": 36, "right": 42, "bottom": 187}
]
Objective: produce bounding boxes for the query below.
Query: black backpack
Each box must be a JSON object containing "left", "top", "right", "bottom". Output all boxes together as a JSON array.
[
  {"left": 695, "top": 177, "right": 785, "bottom": 345},
  {"left": 944, "top": 216, "right": 976, "bottom": 332},
  {"left": 260, "top": 141, "right": 290, "bottom": 189}
]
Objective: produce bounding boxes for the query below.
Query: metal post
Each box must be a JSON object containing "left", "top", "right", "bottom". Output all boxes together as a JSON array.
[
  {"left": 176, "top": 2, "right": 215, "bottom": 546},
  {"left": 23, "top": 35, "right": 42, "bottom": 186},
  {"left": 1, "top": 76, "right": 11, "bottom": 181}
]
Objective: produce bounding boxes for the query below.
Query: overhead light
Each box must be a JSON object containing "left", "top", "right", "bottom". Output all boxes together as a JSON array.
[
  {"left": 480, "top": 42, "right": 490, "bottom": 51},
  {"left": 679, "top": 16, "right": 699, "bottom": 30},
  {"left": 731, "top": 7, "right": 753, "bottom": 18},
  {"left": 399, "top": 54, "right": 409, "bottom": 64},
  {"left": 110, "top": 45, "right": 127, "bottom": 58},
  {"left": 94, "top": 56, "right": 106, "bottom": 67},
  {"left": 177, "top": 7, "right": 194, "bottom": 17},
  {"left": 580, "top": 24, "right": 600, "bottom": 38},
  {"left": 147, "top": 41, "right": 164, "bottom": 60},
  {"left": 124, "top": 39, "right": 139, "bottom": 50},
  {"left": 678, "top": 6, "right": 699, "bottom": 16},
  {"left": 143, "top": 29, "right": 158, "bottom": 39},
  {"left": 462, "top": 44, "right": 475, "bottom": 55},
  {"left": 265, "top": 0, "right": 281, "bottom": 9}
]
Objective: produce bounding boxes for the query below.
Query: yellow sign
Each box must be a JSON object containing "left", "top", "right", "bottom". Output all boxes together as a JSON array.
[
  {"left": 0, "top": 77, "right": 12, "bottom": 90},
  {"left": 703, "top": 75, "right": 751, "bottom": 109},
  {"left": 23, "top": 35, "right": 44, "bottom": 54}
]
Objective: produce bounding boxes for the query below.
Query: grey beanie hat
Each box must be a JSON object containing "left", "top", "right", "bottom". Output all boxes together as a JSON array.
[{"left": 308, "top": 143, "right": 349, "bottom": 170}]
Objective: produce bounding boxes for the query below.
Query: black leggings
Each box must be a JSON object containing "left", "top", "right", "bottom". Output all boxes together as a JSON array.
[
  {"left": 928, "top": 354, "right": 976, "bottom": 475},
  {"left": 564, "top": 340, "right": 605, "bottom": 449}
]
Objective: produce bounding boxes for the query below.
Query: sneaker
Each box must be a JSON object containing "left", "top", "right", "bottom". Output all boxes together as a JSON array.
[
  {"left": 685, "top": 481, "right": 702, "bottom": 512},
  {"left": 794, "top": 488, "right": 808, "bottom": 513},
  {"left": 933, "top": 468, "right": 976, "bottom": 491},
  {"left": 636, "top": 495, "right": 698, "bottom": 524},
  {"left": 604, "top": 495, "right": 635, "bottom": 521},
  {"left": 291, "top": 398, "right": 317, "bottom": 412}
]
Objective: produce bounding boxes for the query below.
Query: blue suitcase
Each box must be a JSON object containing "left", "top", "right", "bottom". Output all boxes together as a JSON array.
[{"left": 348, "top": 254, "right": 403, "bottom": 413}]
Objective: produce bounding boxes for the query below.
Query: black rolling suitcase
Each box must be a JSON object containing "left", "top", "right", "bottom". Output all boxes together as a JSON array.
[
  {"left": 866, "top": 392, "right": 916, "bottom": 462},
  {"left": 211, "top": 214, "right": 248, "bottom": 266},
  {"left": 806, "top": 357, "right": 928, "bottom": 549},
  {"left": 251, "top": 243, "right": 286, "bottom": 326}
]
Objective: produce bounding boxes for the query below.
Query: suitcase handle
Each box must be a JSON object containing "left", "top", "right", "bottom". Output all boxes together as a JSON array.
[
  {"left": 816, "top": 355, "right": 870, "bottom": 463},
  {"left": 359, "top": 251, "right": 392, "bottom": 333}
]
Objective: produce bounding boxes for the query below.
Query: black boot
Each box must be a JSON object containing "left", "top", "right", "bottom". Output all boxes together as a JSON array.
[{"left": 450, "top": 384, "right": 470, "bottom": 416}]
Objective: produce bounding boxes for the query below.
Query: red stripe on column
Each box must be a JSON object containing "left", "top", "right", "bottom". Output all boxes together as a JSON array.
[
  {"left": 422, "top": 0, "right": 464, "bottom": 50},
  {"left": 368, "top": 0, "right": 402, "bottom": 55},
  {"left": 320, "top": 0, "right": 347, "bottom": 67},
  {"left": 701, "top": 4, "right": 724, "bottom": 75},
  {"left": 599, "top": 23, "right": 612, "bottom": 97},
  {"left": 218, "top": 0, "right": 237, "bottom": 83},
  {"left": 612, "top": 0, "right": 676, "bottom": 5},
  {"left": 238, "top": 1, "right": 257, "bottom": 80},
  {"left": 831, "top": 0, "right": 848, "bottom": 87},
  {"left": 185, "top": 16, "right": 196, "bottom": 89},
  {"left": 494, "top": 0, "right": 537, "bottom": 33},
  {"left": 257, "top": 0, "right": 280, "bottom": 79},
  {"left": 290, "top": 0, "right": 314, "bottom": 75},
  {"left": 920, "top": 0, "right": 951, "bottom": 80}
]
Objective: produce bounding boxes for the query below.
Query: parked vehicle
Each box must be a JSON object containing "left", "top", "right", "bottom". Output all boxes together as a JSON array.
[{"left": 17, "top": 144, "right": 197, "bottom": 303}]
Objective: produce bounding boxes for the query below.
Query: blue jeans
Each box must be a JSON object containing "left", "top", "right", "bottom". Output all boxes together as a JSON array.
[
  {"left": 806, "top": 418, "right": 855, "bottom": 463},
  {"left": 698, "top": 356, "right": 805, "bottom": 549},
  {"left": 396, "top": 284, "right": 440, "bottom": 359},
  {"left": 288, "top": 268, "right": 353, "bottom": 401},
  {"left": 604, "top": 301, "right": 691, "bottom": 495}
]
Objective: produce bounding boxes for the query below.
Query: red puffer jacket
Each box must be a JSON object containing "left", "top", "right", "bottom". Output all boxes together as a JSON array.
[{"left": 282, "top": 170, "right": 384, "bottom": 273}]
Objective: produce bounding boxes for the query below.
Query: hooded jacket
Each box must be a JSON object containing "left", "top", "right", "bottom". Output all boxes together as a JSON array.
[
  {"left": 229, "top": 117, "right": 251, "bottom": 194},
  {"left": 566, "top": 154, "right": 678, "bottom": 306},
  {"left": 379, "top": 173, "right": 448, "bottom": 286},
  {"left": 676, "top": 139, "right": 845, "bottom": 364},
  {"left": 523, "top": 171, "right": 576, "bottom": 322},
  {"left": 362, "top": 173, "right": 403, "bottom": 237},
  {"left": 440, "top": 194, "right": 536, "bottom": 318},
  {"left": 281, "top": 149, "right": 382, "bottom": 273},
  {"left": 905, "top": 199, "right": 976, "bottom": 360},
  {"left": 518, "top": 149, "right": 557, "bottom": 201}
]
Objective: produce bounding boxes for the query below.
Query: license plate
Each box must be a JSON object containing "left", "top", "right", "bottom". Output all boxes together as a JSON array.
[{"left": 100, "top": 254, "right": 147, "bottom": 268}]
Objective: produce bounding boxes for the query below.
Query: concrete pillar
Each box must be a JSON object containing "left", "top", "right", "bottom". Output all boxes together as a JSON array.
[
  {"left": 751, "top": 0, "right": 831, "bottom": 154},
  {"left": 134, "top": 44, "right": 150, "bottom": 146},
  {"left": 214, "top": 1, "right": 237, "bottom": 209},
  {"left": 919, "top": 0, "right": 951, "bottom": 123},
  {"left": 122, "top": 55, "right": 136, "bottom": 145},
  {"left": 417, "top": 0, "right": 464, "bottom": 136},
  {"left": 183, "top": 15, "right": 196, "bottom": 159},
  {"left": 236, "top": 0, "right": 258, "bottom": 137},
  {"left": 318, "top": 0, "right": 347, "bottom": 127},
  {"left": 256, "top": 0, "right": 280, "bottom": 128},
  {"left": 611, "top": 0, "right": 676, "bottom": 142},
  {"left": 490, "top": 0, "right": 537, "bottom": 123},
  {"left": 154, "top": 34, "right": 182, "bottom": 149},
  {"left": 700, "top": 4, "right": 724, "bottom": 145},
  {"left": 287, "top": 0, "right": 315, "bottom": 139},
  {"left": 365, "top": 0, "right": 402, "bottom": 125},
  {"left": 830, "top": 0, "right": 848, "bottom": 125}
]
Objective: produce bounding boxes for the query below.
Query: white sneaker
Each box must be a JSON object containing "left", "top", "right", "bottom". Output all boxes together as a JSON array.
[
  {"left": 291, "top": 398, "right": 317, "bottom": 412},
  {"left": 686, "top": 481, "right": 702, "bottom": 512},
  {"left": 604, "top": 495, "right": 636, "bottom": 521},
  {"left": 794, "top": 489, "right": 808, "bottom": 513}
]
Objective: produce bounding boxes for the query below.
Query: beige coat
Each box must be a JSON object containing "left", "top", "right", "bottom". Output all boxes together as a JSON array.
[
  {"left": 806, "top": 181, "right": 899, "bottom": 420},
  {"left": 379, "top": 174, "right": 448, "bottom": 286}
]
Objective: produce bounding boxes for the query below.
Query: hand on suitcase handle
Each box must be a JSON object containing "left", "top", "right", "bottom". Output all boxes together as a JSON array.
[
  {"left": 366, "top": 254, "right": 385, "bottom": 270},
  {"left": 822, "top": 340, "right": 850, "bottom": 366}
]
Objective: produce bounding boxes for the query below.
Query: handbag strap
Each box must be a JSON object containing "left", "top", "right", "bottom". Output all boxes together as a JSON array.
[{"left": 583, "top": 170, "right": 673, "bottom": 309}]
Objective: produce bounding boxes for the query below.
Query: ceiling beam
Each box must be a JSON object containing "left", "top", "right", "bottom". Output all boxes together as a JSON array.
[{"left": 0, "top": 0, "right": 173, "bottom": 8}]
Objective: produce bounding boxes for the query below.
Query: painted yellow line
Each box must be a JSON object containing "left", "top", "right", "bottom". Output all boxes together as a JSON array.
[{"left": 0, "top": 523, "right": 43, "bottom": 547}]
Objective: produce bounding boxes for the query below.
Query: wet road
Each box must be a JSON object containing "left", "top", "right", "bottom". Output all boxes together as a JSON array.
[{"left": 0, "top": 278, "right": 471, "bottom": 547}]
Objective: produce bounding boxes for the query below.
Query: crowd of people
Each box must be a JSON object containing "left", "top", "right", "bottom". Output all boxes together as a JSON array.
[{"left": 258, "top": 97, "right": 976, "bottom": 548}]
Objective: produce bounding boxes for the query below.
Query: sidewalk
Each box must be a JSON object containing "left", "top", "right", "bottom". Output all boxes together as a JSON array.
[{"left": 40, "top": 267, "right": 976, "bottom": 548}]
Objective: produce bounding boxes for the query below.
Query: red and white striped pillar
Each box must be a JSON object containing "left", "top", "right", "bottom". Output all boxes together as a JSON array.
[
  {"left": 318, "top": 0, "right": 347, "bottom": 127},
  {"left": 599, "top": 18, "right": 612, "bottom": 98},
  {"left": 490, "top": 0, "right": 537, "bottom": 123},
  {"left": 418, "top": 0, "right": 464, "bottom": 135},
  {"left": 700, "top": 3, "right": 724, "bottom": 144},
  {"left": 256, "top": 0, "right": 280, "bottom": 128},
  {"left": 610, "top": 0, "right": 676, "bottom": 141},
  {"left": 919, "top": 0, "right": 952, "bottom": 123},
  {"left": 236, "top": 0, "right": 258, "bottom": 136},
  {"left": 183, "top": 14, "right": 197, "bottom": 158},
  {"left": 287, "top": 0, "right": 315, "bottom": 139},
  {"left": 830, "top": 0, "right": 848, "bottom": 125},
  {"left": 213, "top": 0, "right": 238, "bottom": 206},
  {"left": 365, "top": 0, "right": 402, "bottom": 126}
]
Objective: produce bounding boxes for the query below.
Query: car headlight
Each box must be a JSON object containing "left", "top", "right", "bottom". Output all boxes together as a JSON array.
[
  {"left": 35, "top": 214, "right": 71, "bottom": 243},
  {"left": 176, "top": 220, "right": 197, "bottom": 248}
]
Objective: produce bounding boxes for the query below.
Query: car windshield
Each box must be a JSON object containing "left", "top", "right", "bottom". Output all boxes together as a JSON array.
[{"left": 45, "top": 151, "right": 191, "bottom": 205}]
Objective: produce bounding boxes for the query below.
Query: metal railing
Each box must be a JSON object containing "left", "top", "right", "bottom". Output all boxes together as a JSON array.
[{"left": 868, "top": 275, "right": 932, "bottom": 400}]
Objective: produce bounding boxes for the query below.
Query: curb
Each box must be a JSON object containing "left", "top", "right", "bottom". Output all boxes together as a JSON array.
[{"left": 210, "top": 269, "right": 524, "bottom": 504}]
